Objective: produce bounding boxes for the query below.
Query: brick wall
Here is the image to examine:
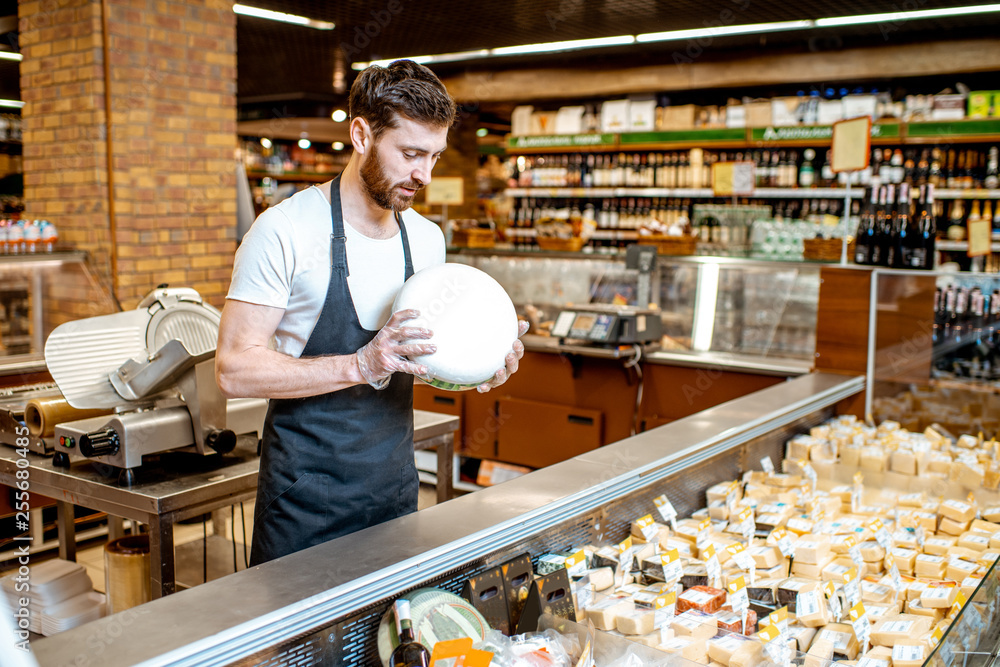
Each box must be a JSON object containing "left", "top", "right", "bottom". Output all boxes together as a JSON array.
[{"left": 19, "top": 0, "right": 237, "bottom": 311}]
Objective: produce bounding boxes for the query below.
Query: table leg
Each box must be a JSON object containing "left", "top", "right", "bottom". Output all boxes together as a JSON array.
[
  {"left": 148, "top": 516, "right": 175, "bottom": 599},
  {"left": 108, "top": 516, "right": 126, "bottom": 542},
  {"left": 56, "top": 501, "right": 76, "bottom": 562},
  {"left": 436, "top": 434, "right": 454, "bottom": 504},
  {"left": 212, "top": 509, "right": 228, "bottom": 538}
]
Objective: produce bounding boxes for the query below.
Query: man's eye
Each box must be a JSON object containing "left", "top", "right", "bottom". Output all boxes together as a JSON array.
[{"left": 404, "top": 153, "right": 417, "bottom": 159}]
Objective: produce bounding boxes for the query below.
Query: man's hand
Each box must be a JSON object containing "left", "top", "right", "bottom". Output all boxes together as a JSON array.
[
  {"left": 477, "top": 320, "right": 530, "bottom": 393},
  {"left": 356, "top": 309, "right": 436, "bottom": 388}
]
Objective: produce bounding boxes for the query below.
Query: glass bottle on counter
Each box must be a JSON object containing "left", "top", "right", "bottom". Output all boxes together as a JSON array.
[
  {"left": 889, "top": 183, "right": 910, "bottom": 268},
  {"left": 870, "top": 184, "right": 891, "bottom": 266},
  {"left": 906, "top": 184, "right": 937, "bottom": 270},
  {"left": 390, "top": 600, "right": 430, "bottom": 667}
]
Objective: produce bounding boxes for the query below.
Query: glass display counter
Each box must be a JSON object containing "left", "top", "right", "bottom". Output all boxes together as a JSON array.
[{"left": 0, "top": 252, "right": 118, "bottom": 377}]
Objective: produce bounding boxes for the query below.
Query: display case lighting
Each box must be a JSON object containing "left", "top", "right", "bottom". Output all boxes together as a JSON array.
[
  {"left": 233, "top": 4, "right": 335, "bottom": 30},
  {"left": 351, "top": 4, "right": 1000, "bottom": 69},
  {"left": 0, "top": 99, "right": 24, "bottom": 108},
  {"left": 0, "top": 52, "right": 22, "bottom": 62}
]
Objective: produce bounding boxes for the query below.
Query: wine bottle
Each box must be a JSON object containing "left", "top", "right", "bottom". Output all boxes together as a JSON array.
[
  {"left": 890, "top": 183, "right": 910, "bottom": 268},
  {"left": 909, "top": 184, "right": 937, "bottom": 270},
  {"left": 985, "top": 147, "right": 999, "bottom": 190},
  {"left": 871, "top": 184, "right": 891, "bottom": 266},
  {"left": 390, "top": 600, "right": 430, "bottom": 667},
  {"left": 854, "top": 185, "right": 879, "bottom": 265}
]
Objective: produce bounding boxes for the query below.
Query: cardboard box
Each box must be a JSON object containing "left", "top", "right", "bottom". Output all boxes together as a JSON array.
[
  {"left": 628, "top": 99, "right": 658, "bottom": 131},
  {"left": 554, "top": 106, "right": 585, "bottom": 135},
  {"left": 843, "top": 94, "right": 878, "bottom": 120},
  {"left": 745, "top": 101, "right": 772, "bottom": 127},
  {"left": 931, "top": 94, "right": 966, "bottom": 120},
  {"left": 658, "top": 104, "right": 697, "bottom": 131},
  {"left": 511, "top": 105, "right": 534, "bottom": 136},
  {"left": 967, "top": 91, "right": 999, "bottom": 118},
  {"left": 600, "top": 99, "right": 631, "bottom": 133},
  {"left": 771, "top": 97, "right": 802, "bottom": 127}
]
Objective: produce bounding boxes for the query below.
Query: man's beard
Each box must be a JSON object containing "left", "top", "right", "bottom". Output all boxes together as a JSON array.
[{"left": 360, "top": 146, "right": 423, "bottom": 212}]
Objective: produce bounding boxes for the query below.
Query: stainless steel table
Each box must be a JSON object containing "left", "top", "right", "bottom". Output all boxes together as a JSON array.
[{"left": 0, "top": 409, "right": 459, "bottom": 599}]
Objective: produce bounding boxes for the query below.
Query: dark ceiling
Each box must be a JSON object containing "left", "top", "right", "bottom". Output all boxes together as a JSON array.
[{"left": 235, "top": 0, "right": 1000, "bottom": 108}]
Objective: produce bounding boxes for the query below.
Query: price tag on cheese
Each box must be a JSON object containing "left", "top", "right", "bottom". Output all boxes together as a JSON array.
[
  {"left": 565, "top": 550, "right": 587, "bottom": 578},
  {"left": 654, "top": 590, "right": 677, "bottom": 640},
  {"left": 868, "top": 518, "right": 894, "bottom": 551},
  {"left": 761, "top": 456, "right": 775, "bottom": 474},
  {"left": 929, "top": 626, "right": 943, "bottom": 650},
  {"left": 573, "top": 580, "right": 593, "bottom": 610},
  {"left": 892, "top": 644, "right": 925, "bottom": 664},
  {"left": 797, "top": 459, "right": 818, "bottom": 495},
  {"left": 696, "top": 517, "right": 712, "bottom": 552},
  {"left": 809, "top": 498, "right": 825, "bottom": 527},
  {"left": 727, "top": 574, "right": 749, "bottom": 632},
  {"left": 616, "top": 536, "right": 633, "bottom": 590},
  {"left": 852, "top": 472, "right": 864, "bottom": 514},
  {"left": 844, "top": 536, "right": 865, "bottom": 571},
  {"left": 842, "top": 567, "right": 861, "bottom": 608},
  {"left": 758, "top": 623, "right": 792, "bottom": 667},
  {"left": 636, "top": 514, "right": 659, "bottom": 543},
  {"left": 727, "top": 543, "right": 757, "bottom": 585},
  {"left": 660, "top": 548, "right": 682, "bottom": 585},
  {"left": 738, "top": 507, "right": 755, "bottom": 546},
  {"left": 653, "top": 495, "right": 678, "bottom": 530},
  {"left": 768, "top": 606, "right": 789, "bottom": 636},
  {"left": 823, "top": 580, "right": 843, "bottom": 622},
  {"left": 915, "top": 525, "right": 926, "bottom": 550},
  {"left": 726, "top": 481, "right": 740, "bottom": 516},
  {"left": 848, "top": 602, "right": 871, "bottom": 653},
  {"left": 770, "top": 528, "right": 796, "bottom": 559},
  {"left": 947, "top": 590, "right": 968, "bottom": 622},
  {"left": 702, "top": 543, "right": 722, "bottom": 587},
  {"left": 886, "top": 554, "right": 903, "bottom": 594}
]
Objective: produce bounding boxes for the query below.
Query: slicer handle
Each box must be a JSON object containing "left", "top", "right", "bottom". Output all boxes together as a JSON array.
[
  {"left": 80, "top": 428, "right": 120, "bottom": 457},
  {"left": 206, "top": 429, "right": 237, "bottom": 454}
]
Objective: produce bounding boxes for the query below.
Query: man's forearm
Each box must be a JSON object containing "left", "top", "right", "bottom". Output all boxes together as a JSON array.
[{"left": 216, "top": 346, "right": 365, "bottom": 399}]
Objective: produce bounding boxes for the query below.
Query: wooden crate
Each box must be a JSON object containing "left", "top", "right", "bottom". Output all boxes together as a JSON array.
[
  {"left": 536, "top": 236, "right": 586, "bottom": 252},
  {"left": 452, "top": 228, "right": 495, "bottom": 248},
  {"left": 637, "top": 234, "right": 698, "bottom": 256}
]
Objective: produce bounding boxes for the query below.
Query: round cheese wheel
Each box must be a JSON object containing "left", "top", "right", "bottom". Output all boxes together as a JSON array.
[
  {"left": 376, "top": 588, "right": 491, "bottom": 667},
  {"left": 392, "top": 263, "right": 518, "bottom": 391}
]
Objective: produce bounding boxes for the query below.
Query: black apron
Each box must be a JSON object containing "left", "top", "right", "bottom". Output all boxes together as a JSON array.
[{"left": 249, "top": 176, "right": 417, "bottom": 566}]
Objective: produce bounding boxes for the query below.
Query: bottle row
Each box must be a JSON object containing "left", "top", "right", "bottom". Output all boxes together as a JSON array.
[
  {"left": 853, "top": 184, "right": 936, "bottom": 270},
  {"left": 933, "top": 281, "right": 1000, "bottom": 383},
  {"left": 0, "top": 219, "right": 59, "bottom": 254},
  {"left": 508, "top": 146, "right": 1000, "bottom": 191}
]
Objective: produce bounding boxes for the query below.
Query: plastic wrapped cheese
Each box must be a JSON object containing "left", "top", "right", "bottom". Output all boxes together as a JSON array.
[
  {"left": 939, "top": 499, "right": 976, "bottom": 523},
  {"left": 815, "top": 623, "right": 860, "bottom": 659},
  {"left": 391, "top": 263, "right": 519, "bottom": 390},
  {"left": 615, "top": 607, "right": 655, "bottom": 635},
  {"left": 923, "top": 536, "right": 957, "bottom": 556},
  {"left": 671, "top": 610, "right": 719, "bottom": 640},
  {"left": 920, "top": 583, "right": 959, "bottom": 609},
  {"left": 914, "top": 553, "right": 947, "bottom": 579},
  {"left": 658, "top": 636, "right": 708, "bottom": 662},
  {"left": 584, "top": 596, "right": 633, "bottom": 631},
  {"left": 676, "top": 585, "right": 726, "bottom": 615},
  {"left": 707, "top": 633, "right": 762, "bottom": 667},
  {"left": 870, "top": 614, "right": 933, "bottom": 646}
]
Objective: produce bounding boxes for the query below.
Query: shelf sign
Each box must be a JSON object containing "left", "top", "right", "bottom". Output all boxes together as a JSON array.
[
  {"left": 907, "top": 119, "right": 1000, "bottom": 138},
  {"left": 507, "top": 133, "right": 614, "bottom": 149},
  {"left": 831, "top": 117, "right": 872, "bottom": 173},
  {"left": 968, "top": 217, "right": 992, "bottom": 257},
  {"left": 424, "top": 176, "right": 464, "bottom": 205},
  {"left": 620, "top": 128, "right": 746, "bottom": 144},
  {"left": 750, "top": 123, "right": 899, "bottom": 143},
  {"left": 712, "top": 161, "right": 754, "bottom": 196}
]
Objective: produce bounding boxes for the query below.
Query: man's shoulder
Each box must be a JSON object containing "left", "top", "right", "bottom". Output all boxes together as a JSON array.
[{"left": 400, "top": 208, "right": 445, "bottom": 240}]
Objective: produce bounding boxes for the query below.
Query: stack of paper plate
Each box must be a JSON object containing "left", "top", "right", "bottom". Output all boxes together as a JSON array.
[
  {"left": 39, "top": 591, "right": 106, "bottom": 635},
  {"left": 1, "top": 559, "right": 98, "bottom": 635}
]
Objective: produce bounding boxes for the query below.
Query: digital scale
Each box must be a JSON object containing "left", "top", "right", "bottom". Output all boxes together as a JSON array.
[{"left": 550, "top": 305, "right": 663, "bottom": 345}]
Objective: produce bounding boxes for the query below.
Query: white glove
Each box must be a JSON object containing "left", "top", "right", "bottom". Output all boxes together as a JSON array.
[{"left": 356, "top": 309, "right": 435, "bottom": 389}]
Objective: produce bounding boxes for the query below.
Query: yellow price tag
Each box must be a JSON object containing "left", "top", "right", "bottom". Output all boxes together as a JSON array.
[
  {"left": 655, "top": 591, "right": 677, "bottom": 609},
  {"left": 853, "top": 472, "right": 864, "bottom": 485},
  {"left": 728, "top": 575, "right": 747, "bottom": 594},
  {"left": 758, "top": 623, "right": 781, "bottom": 643}
]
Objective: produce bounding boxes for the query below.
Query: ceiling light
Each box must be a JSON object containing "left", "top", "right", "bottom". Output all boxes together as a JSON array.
[
  {"left": 233, "top": 4, "right": 335, "bottom": 30},
  {"left": 637, "top": 20, "right": 814, "bottom": 43},
  {"left": 0, "top": 99, "right": 24, "bottom": 108},
  {"left": 260, "top": 137, "right": 272, "bottom": 149},
  {"left": 298, "top": 138, "right": 311, "bottom": 149},
  {"left": 353, "top": 50, "right": 491, "bottom": 71},
  {"left": 0, "top": 52, "right": 22, "bottom": 62},
  {"left": 815, "top": 3, "right": 1000, "bottom": 27},
  {"left": 491, "top": 35, "right": 635, "bottom": 56},
  {"left": 331, "top": 109, "right": 347, "bottom": 122},
  {"left": 332, "top": 142, "right": 345, "bottom": 151}
]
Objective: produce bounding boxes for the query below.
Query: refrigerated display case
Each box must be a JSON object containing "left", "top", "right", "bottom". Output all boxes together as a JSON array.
[{"left": 0, "top": 252, "right": 118, "bottom": 378}]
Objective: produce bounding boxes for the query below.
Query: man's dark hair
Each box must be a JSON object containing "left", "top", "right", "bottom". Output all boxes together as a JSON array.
[{"left": 349, "top": 60, "right": 457, "bottom": 140}]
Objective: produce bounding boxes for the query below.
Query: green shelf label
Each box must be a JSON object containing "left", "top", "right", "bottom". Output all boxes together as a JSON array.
[
  {"left": 907, "top": 119, "right": 1000, "bottom": 137},
  {"left": 507, "top": 134, "right": 614, "bottom": 149},
  {"left": 750, "top": 124, "right": 900, "bottom": 142},
  {"left": 619, "top": 128, "right": 746, "bottom": 144}
]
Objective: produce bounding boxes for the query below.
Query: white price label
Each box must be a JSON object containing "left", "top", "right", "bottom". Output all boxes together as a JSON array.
[
  {"left": 824, "top": 582, "right": 843, "bottom": 622},
  {"left": 636, "top": 514, "right": 659, "bottom": 543},
  {"left": 759, "top": 625, "right": 792, "bottom": 667},
  {"left": 768, "top": 607, "right": 789, "bottom": 636},
  {"left": 771, "top": 529, "right": 796, "bottom": 559},
  {"left": 660, "top": 549, "right": 682, "bottom": 584},
  {"left": 616, "top": 537, "right": 633, "bottom": 590},
  {"left": 868, "top": 519, "right": 894, "bottom": 551},
  {"left": 892, "top": 644, "right": 924, "bottom": 662},
  {"left": 889, "top": 563, "right": 903, "bottom": 594},
  {"left": 849, "top": 602, "right": 871, "bottom": 649},
  {"left": 565, "top": 550, "right": 587, "bottom": 578},
  {"left": 848, "top": 544, "right": 865, "bottom": 571},
  {"left": 574, "top": 583, "right": 593, "bottom": 610},
  {"left": 761, "top": 456, "right": 775, "bottom": 474},
  {"left": 728, "top": 575, "right": 750, "bottom": 625},
  {"left": 798, "top": 460, "right": 818, "bottom": 492},
  {"left": 654, "top": 591, "right": 676, "bottom": 631},
  {"left": 739, "top": 507, "right": 755, "bottom": 545},
  {"left": 653, "top": 495, "right": 678, "bottom": 530}
]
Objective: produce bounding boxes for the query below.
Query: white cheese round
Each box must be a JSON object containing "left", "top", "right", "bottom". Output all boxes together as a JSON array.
[{"left": 392, "top": 263, "right": 518, "bottom": 391}]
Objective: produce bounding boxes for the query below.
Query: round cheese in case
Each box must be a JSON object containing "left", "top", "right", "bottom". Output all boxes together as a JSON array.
[
  {"left": 392, "top": 263, "right": 519, "bottom": 391},
  {"left": 376, "top": 588, "right": 491, "bottom": 666}
]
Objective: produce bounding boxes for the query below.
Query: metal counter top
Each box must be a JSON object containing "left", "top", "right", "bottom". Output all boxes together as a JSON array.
[{"left": 31, "top": 372, "right": 864, "bottom": 667}]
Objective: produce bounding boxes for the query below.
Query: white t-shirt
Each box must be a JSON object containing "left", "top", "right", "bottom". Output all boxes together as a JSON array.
[{"left": 227, "top": 185, "right": 446, "bottom": 357}]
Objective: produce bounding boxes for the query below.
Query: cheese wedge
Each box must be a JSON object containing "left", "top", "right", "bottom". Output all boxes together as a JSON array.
[
  {"left": 615, "top": 607, "right": 656, "bottom": 635},
  {"left": 793, "top": 553, "right": 836, "bottom": 579},
  {"left": 584, "top": 596, "right": 633, "bottom": 631},
  {"left": 815, "top": 623, "right": 860, "bottom": 659},
  {"left": 658, "top": 636, "right": 708, "bottom": 663},
  {"left": 670, "top": 610, "right": 719, "bottom": 640},
  {"left": 749, "top": 545, "right": 782, "bottom": 569},
  {"left": 920, "top": 583, "right": 959, "bottom": 609},
  {"left": 939, "top": 499, "right": 976, "bottom": 523},
  {"left": 923, "top": 536, "right": 957, "bottom": 556},
  {"left": 914, "top": 553, "right": 947, "bottom": 579},
  {"left": 871, "top": 614, "right": 933, "bottom": 647}
]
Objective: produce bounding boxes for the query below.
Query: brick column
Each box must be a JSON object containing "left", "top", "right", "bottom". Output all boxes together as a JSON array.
[{"left": 19, "top": 0, "right": 236, "bottom": 310}]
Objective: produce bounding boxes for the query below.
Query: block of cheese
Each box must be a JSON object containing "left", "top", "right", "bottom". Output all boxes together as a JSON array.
[
  {"left": 925, "top": 451, "right": 952, "bottom": 474},
  {"left": 631, "top": 541, "right": 657, "bottom": 566},
  {"left": 748, "top": 545, "right": 781, "bottom": 569},
  {"left": 663, "top": 536, "right": 696, "bottom": 558},
  {"left": 961, "top": 575, "right": 985, "bottom": 598},
  {"left": 673, "top": 519, "right": 703, "bottom": 544},
  {"left": 865, "top": 601, "right": 902, "bottom": 621},
  {"left": 658, "top": 636, "right": 709, "bottom": 662},
  {"left": 969, "top": 519, "right": 1000, "bottom": 535},
  {"left": 821, "top": 561, "right": 854, "bottom": 582},
  {"left": 992, "top": 532, "right": 1000, "bottom": 550},
  {"left": 860, "top": 446, "right": 889, "bottom": 472},
  {"left": 947, "top": 557, "right": 980, "bottom": 581},
  {"left": 887, "top": 547, "right": 918, "bottom": 573},
  {"left": 870, "top": 614, "right": 933, "bottom": 646},
  {"left": 958, "top": 532, "right": 992, "bottom": 552},
  {"left": 631, "top": 631, "right": 663, "bottom": 648},
  {"left": 947, "top": 545, "right": 982, "bottom": 562},
  {"left": 793, "top": 537, "right": 831, "bottom": 565},
  {"left": 584, "top": 596, "right": 633, "bottom": 630},
  {"left": 980, "top": 549, "right": 1000, "bottom": 565},
  {"left": 794, "top": 553, "right": 837, "bottom": 579},
  {"left": 615, "top": 606, "right": 656, "bottom": 635},
  {"left": 708, "top": 500, "right": 730, "bottom": 521},
  {"left": 891, "top": 643, "right": 927, "bottom": 667},
  {"left": 920, "top": 583, "right": 959, "bottom": 609},
  {"left": 905, "top": 598, "right": 945, "bottom": 623},
  {"left": 805, "top": 638, "right": 834, "bottom": 667},
  {"left": 891, "top": 449, "right": 918, "bottom": 475},
  {"left": 893, "top": 528, "right": 920, "bottom": 550},
  {"left": 747, "top": 578, "right": 781, "bottom": 606},
  {"left": 777, "top": 577, "right": 814, "bottom": 609},
  {"left": 906, "top": 578, "right": 936, "bottom": 601},
  {"left": 671, "top": 609, "right": 718, "bottom": 640},
  {"left": 864, "top": 644, "right": 894, "bottom": 661},
  {"left": 861, "top": 580, "right": 895, "bottom": 604},
  {"left": 939, "top": 499, "right": 976, "bottom": 523},
  {"left": 859, "top": 540, "right": 886, "bottom": 562},
  {"left": 786, "top": 625, "right": 816, "bottom": 653},
  {"left": 677, "top": 585, "right": 727, "bottom": 615},
  {"left": 923, "top": 536, "right": 957, "bottom": 556},
  {"left": 787, "top": 437, "right": 812, "bottom": 461},
  {"left": 715, "top": 606, "right": 757, "bottom": 636},
  {"left": 906, "top": 511, "right": 938, "bottom": 533},
  {"left": 914, "top": 553, "right": 947, "bottom": 579},
  {"left": 898, "top": 492, "right": 926, "bottom": 508},
  {"left": 680, "top": 563, "right": 710, "bottom": 589},
  {"left": 631, "top": 519, "right": 669, "bottom": 540},
  {"left": 795, "top": 585, "right": 830, "bottom": 627},
  {"left": 707, "top": 633, "right": 760, "bottom": 666},
  {"left": 982, "top": 506, "right": 1000, "bottom": 523},
  {"left": 815, "top": 623, "right": 861, "bottom": 659},
  {"left": 706, "top": 482, "right": 739, "bottom": 505},
  {"left": 939, "top": 516, "right": 972, "bottom": 536}
]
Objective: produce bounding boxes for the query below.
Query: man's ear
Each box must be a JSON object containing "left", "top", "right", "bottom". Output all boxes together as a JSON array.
[{"left": 350, "top": 117, "right": 372, "bottom": 155}]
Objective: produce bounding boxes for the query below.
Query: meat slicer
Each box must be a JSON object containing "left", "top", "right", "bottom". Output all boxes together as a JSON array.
[{"left": 43, "top": 286, "right": 267, "bottom": 483}]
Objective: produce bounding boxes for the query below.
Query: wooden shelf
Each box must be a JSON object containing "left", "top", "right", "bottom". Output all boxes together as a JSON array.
[
  {"left": 506, "top": 186, "right": 999, "bottom": 200},
  {"left": 246, "top": 169, "right": 339, "bottom": 183}
]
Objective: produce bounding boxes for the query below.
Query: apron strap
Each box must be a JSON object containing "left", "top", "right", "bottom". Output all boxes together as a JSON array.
[
  {"left": 329, "top": 175, "right": 349, "bottom": 277},
  {"left": 396, "top": 210, "right": 415, "bottom": 280}
]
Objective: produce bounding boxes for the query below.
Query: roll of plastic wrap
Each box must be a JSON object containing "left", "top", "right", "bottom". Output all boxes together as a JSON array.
[
  {"left": 391, "top": 263, "right": 519, "bottom": 391},
  {"left": 24, "top": 397, "right": 109, "bottom": 437},
  {"left": 104, "top": 535, "right": 150, "bottom": 614}
]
